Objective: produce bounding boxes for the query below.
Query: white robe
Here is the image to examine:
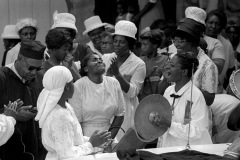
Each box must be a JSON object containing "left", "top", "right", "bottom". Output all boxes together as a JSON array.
[{"left": 41, "top": 103, "right": 93, "bottom": 160}]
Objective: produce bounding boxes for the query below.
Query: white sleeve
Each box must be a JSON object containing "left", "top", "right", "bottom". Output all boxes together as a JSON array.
[
  {"left": 69, "top": 81, "right": 83, "bottom": 122},
  {"left": 201, "top": 61, "right": 218, "bottom": 93},
  {"left": 168, "top": 95, "right": 209, "bottom": 141},
  {"left": 0, "top": 114, "right": 16, "bottom": 146},
  {"left": 126, "top": 63, "right": 146, "bottom": 98},
  {"left": 51, "top": 116, "right": 93, "bottom": 159}
]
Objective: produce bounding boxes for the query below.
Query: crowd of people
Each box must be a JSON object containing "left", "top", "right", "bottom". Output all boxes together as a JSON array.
[{"left": 0, "top": 2, "right": 240, "bottom": 160}]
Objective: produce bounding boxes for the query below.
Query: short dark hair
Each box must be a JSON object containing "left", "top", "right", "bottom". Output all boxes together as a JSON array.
[
  {"left": 140, "top": 29, "right": 164, "bottom": 47},
  {"left": 176, "top": 51, "right": 199, "bottom": 78},
  {"left": 55, "top": 27, "right": 77, "bottom": 40},
  {"left": 101, "top": 31, "right": 113, "bottom": 39},
  {"left": 45, "top": 28, "right": 73, "bottom": 50},
  {"left": 80, "top": 52, "right": 99, "bottom": 77}
]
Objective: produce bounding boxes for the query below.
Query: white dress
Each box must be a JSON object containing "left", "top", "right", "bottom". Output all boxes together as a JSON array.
[
  {"left": 0, "top": 114, "right": 16, "bottom": 146},
  {"left": 210, "top": 94, "right": 240, "bottom": 143},
  {"left": 157, "top": 81, "right": 212, "bottom": 147},
  {"left": 69, "top": 76, "right": 124, "bottom": 137},
  {"left": 102, "top": 52, "right": 146, "bottom": 140},
  {"left": 41, "top": 103, "right": 93, "bottom": 160}
]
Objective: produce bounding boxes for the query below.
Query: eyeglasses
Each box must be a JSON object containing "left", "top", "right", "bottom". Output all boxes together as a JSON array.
[
  {"left": 23, "top": 58, "right": 42, "bottom": 71},
  {"left": 101, "top": 42, "right": 113, "bottom": 46},
  {"left": 172, "top": 39, "right": 188, "bottom": 44}
]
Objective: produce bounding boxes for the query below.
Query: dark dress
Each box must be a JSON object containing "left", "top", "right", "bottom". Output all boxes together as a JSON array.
[
  {"left": 72, "top": 43, "right": 93, "bottom": 62},
  {"left": 0, "top": 67, "right": 41, "bottom": 160}
]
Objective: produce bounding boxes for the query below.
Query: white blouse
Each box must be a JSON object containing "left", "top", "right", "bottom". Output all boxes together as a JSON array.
[
  {"left": 41, "top": 103, "right": 93, "bottom": 160},
  {"left": 158, "top": 81, "right": 212, "bottom": 147},
  {"left": 0, "top": 114, "right": 16, "bottom": 146}
]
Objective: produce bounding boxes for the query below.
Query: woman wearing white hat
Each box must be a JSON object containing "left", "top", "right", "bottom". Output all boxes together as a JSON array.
[
  {"left": 35, "top": 66, "right": 112, "bottom": 160},
  {"left": 102, "top": 20, "right": 146, "bottom": 141},
  {"left": 5, "top": 18, "right": 38, "bottom": 66},
  {"left": 83, "top": 15, "right": 108, "bottom": 55},
  {"left": 1, "top": 25, "right": 21, "bottom": 66},
  {"left": 50, "top": 11, "right": 93, "bottom": 65}
]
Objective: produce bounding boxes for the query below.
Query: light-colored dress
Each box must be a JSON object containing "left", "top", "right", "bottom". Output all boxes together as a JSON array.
[
  {"left": 102, "top": 52, "right": 146, "bottom": 140},
  {"left": 41, "top": 103, "right": 93, "bottom": 160},
  {"left": 217, "top": 35, "right": 236, "bottom": 84},
  {"left": 194, "top": 48, "right": 218, "bottom": 93},
  {"left": 69, "top": 76, "right": 124, "bottom": 137},
  {"left": 5, "top": 43, "right": 21, "bottom": 66},
  {"left": 210, "top": 94, "right": 240, "bottom": 143},
  {"left": 157, "top": 81, "right": 212, "bottom": 147},
  {"left": 0, "top": 114, "right": 16, "bottom": 146}
]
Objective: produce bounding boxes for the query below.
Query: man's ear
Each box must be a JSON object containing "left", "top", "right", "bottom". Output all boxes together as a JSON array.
[{"left": 182, "top": 69, "right": 188, "bottom": 76}]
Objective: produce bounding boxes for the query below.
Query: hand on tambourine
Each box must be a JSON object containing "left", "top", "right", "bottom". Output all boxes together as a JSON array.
[{"left": 89, "top": 130, "right": 112, "bottom": 148}]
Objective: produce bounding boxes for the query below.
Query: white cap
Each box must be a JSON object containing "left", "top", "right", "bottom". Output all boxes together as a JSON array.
[
  {"left": 51, "top": 10, "right": 78, "bottom": 33},
  {"left": 113, "top": 20, "right": 137, "bottom": 39},
  {"left": 1, "top": 25, "right": 20, "bottom": 39},
  {"left": 16, "top": 18, "right": 37, "bottom": 32},
  {"left": 185, "top": 7, "right": 207, "bottom": 26},
  {"left": 83, "top": 16, "right": 107, "bottom": 35}
]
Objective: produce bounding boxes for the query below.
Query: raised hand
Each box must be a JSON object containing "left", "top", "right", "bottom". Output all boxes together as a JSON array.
[
  {"left": 109, "top": 57, "right": 120, "bottom": 76},
  {"left": 89, "top": 130, "right": 112, "bottom": 147},
  {"left": 63, "top": 53, "right": 74, "bottom": 68}
]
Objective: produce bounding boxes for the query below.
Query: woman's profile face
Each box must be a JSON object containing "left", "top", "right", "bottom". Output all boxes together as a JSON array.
[
  {"left": 85, "top": 54, "right": 106, "bottom": 75},
  {"left": 113, "top": 35, "right": 130, "bottom": 57},
  {"left": 67, "top": 81, "right": 74, "bottom": 99},
  {"left": 163, "top": 55, "right": 182, "bottom": 83}
]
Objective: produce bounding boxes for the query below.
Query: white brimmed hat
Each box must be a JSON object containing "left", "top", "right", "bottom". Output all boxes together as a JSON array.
[
  {"left": 83, "top": 16, "right": 107, "bottom": 35},
  {"left": 1, "top": 25, "right": 20, "bottom": 39},
  {"left": 113, "top": 20, "right": 137, "bottom": 39},
  {"left": 229, "top": 69, "right": 240, "bottom": 99},
  {"left": 16, "top": 18, "right": 37, "bottom": 32},
  {"left": 185, "top": 7, "right": 207, "bottom": 26},
  {"left": 51, "top": 11, "right": 78, "bottom": 33}
]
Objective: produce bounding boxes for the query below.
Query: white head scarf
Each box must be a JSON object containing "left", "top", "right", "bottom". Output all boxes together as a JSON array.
[{"left": 35, "top": 66, "right": 73, "bottom": 128}]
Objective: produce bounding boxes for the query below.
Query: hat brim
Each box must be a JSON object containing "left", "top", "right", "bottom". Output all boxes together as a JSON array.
[
  {"left": 1, "top": 35, "right": 20, "bottom": 39},
  {"left": 51, "top": 24, "right": 78, "bottom": 33},
  {"left": 112, "top": 32, "right": 136, "bottom": 40},
  {"left": 83, "top": 23, "right": 108, "bottom": 35}
]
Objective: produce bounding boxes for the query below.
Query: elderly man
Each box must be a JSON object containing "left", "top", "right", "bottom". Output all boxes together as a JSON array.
[
  {"left": 83, "top": 15, "right": 107, "bottom": 55},
  {"left": 0, "top": 40, "right": 46, "bottom": 160}
]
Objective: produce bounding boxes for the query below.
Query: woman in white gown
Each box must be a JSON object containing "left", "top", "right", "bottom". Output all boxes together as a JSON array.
[
  {"left": 69, "top": 53, "right": 125, "bottom": 141},
  {"left": 35, "top": 66, "right": 111, "bottom": 160}
]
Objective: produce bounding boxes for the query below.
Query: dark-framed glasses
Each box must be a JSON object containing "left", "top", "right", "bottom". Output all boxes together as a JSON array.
[{"left": 23, "top": 58, "right": 42, "bottom": 71}]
